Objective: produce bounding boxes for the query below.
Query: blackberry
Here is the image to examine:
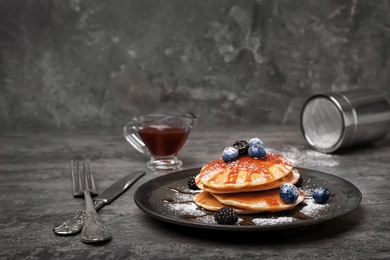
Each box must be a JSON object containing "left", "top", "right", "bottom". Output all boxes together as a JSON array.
[
  {"left": 214, "top": 207, "right": 238, "bottom": 225},
  {"left": 187, "top": 176, "right": 199, "bottom": 190},
  {"left": 233, "top": 140, "right": 249, "bottom": 156},
  {"left": 295, "top": 175, "right": 303, "bottom": 187}
]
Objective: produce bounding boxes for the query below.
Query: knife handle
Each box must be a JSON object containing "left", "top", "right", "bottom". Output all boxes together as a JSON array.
[{"left": 53, "top": 199, "right": 106, "bottom": 235}]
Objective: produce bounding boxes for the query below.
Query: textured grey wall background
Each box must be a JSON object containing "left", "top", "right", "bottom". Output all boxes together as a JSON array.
[{"left": 1, "top": 0, "right": 390, "bottom": 130}]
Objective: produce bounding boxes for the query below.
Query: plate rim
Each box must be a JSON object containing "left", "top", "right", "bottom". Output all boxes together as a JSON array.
[{"left": 134, "top": 167, "right": 362, "bottom": 232}]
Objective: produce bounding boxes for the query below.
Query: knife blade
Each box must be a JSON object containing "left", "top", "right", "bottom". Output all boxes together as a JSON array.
[{"left": 53, "top": 171, "right": 145, "bottom": 235}]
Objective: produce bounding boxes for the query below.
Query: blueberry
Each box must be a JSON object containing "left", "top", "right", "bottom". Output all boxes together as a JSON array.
[
  {"left": 249, "top": 138, "right": 264, "bottom": 148},
  {"left": 279, "top": 183, "right": 299, "bottom": 204},
  {"left": 222, "top": 147, "right": 239, "bottom": 162},
  {"left": 313, "top": 187, "right": 330, "bottom": 204},
  {"left": 248, "top": 144, "right": 266, "bottom": 159}
]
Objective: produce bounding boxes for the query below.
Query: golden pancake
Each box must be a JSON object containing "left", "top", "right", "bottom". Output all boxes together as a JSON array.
[
  {"left": 198, "top": 168, "right": 301, "bottom": 194},
  {"left": 196, "top": 153, "right": 293, "bottom": 190},
  {"left": 211, "top": 189, "right": 305, "bottom": 212},
  {"left": 193, "top": 191, "right": 254, "bottom": 214}
]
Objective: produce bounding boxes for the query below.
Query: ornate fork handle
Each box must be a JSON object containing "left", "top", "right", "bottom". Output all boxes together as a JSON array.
[
  {"left": 80, "top": 191, "right": 112, "bottom": 242},
  {"left": 53, "top": 200, "right": 105, "bottom": 235}
]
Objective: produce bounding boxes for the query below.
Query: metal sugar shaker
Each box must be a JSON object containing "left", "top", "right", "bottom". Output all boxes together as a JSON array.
[{"left": 300, "top": 89, "right": 390, "bottom": 153}]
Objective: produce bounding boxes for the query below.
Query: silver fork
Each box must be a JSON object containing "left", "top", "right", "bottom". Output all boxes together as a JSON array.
[{"left": 71, "top": 160, "right": 112, "bottom": 243}]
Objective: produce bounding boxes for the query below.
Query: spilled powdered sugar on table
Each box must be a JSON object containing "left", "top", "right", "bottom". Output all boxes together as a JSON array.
[{"left": 269, "top": 146, "right": 340, "bottom": 168}]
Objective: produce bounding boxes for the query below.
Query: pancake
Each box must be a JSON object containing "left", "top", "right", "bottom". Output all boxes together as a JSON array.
[
  {"left": 196, "top": 153, "right": 293, "bottom": 190},
  {"left": 198, "top": 168, "right": 301, "bottom": 194},
  {"left": 193, "top": 191, "right": 255, "bottom": 214},
  {"left": 211, "top": 189, "right": 305, "bottom": 213}
]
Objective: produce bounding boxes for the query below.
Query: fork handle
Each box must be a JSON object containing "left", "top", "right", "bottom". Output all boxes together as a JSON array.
[
  {"left": 80, "top": 191, "right": 112, "bottom": 243},
  {"left": 53, "top": 199, "right": 106, "bottom": 235}
]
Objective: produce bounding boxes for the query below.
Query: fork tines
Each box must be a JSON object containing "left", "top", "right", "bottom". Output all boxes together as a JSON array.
[{"left": 71, "top": 159, "right": 98, "bottom": 197}]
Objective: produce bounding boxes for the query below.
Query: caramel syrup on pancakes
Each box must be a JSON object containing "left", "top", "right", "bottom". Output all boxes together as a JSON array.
[{"left": 198, "top": 153, "right": 293, "bottom": 186}]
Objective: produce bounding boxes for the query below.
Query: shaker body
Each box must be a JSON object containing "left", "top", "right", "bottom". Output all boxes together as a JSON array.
[
  {"left": 347, "top": 90, "right": 390, "bottom": 144},
  {"left": 301, "top": 89, "right": 390, "bottom": 153}
]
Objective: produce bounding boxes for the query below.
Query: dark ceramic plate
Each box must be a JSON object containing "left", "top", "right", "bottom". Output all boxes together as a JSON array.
[{"left": 134, "top": 167, "right": 362, "bottom": 232}]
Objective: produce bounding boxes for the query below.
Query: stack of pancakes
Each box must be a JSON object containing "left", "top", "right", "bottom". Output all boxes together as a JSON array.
[{"left": 194, "top": 153, "right": 305, "bottom": 214}]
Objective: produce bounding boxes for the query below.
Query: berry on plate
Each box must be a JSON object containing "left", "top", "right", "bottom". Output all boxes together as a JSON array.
[
  {"left": 279, "top": 183, "right": 299, "bottom": 204},
  {"left": 187, "top": 176, "right": 199, "bottom": 190},
  {"left": 214, "top": 207, "right": 238, "bottom": 225},
  {"left": 313, "top": 187, "right": 330, "bottom": 204}
]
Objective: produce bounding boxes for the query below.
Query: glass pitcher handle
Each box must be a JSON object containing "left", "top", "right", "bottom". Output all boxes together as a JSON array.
[{"left": 123, "top": 121, "right": 150, "bottom": 156}]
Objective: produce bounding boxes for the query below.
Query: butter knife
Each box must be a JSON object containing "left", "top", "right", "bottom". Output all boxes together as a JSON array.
[{"left": 53, "top": 171, "right": 145, "bottom": 235}]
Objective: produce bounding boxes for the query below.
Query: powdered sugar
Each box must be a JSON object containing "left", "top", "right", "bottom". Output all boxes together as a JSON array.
[
  {"left": 301, "top": 198, "right": 331, "bottom": 216},
  {"left": 269, "top": 146, "right": 340, "bottom": 167},
  {"left": 251, "top": 216, "right": 296, "bottom": 225},
  {"left": 166, "top": 195, "right": 200, "bottom": 215}
]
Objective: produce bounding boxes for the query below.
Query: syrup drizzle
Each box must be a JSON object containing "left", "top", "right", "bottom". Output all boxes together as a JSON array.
[{"left": 199, "top": 154, "right": 293, "bottom": 186}]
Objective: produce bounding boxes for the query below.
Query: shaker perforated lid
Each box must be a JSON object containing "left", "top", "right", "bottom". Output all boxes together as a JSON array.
[{"left": 301, "top": 89, "right": 390, "bottom": 153}]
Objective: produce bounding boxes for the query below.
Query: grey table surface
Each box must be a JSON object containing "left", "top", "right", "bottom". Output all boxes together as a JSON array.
[{"left": 0, "top": 125, "right": 389, "bottom": 260}]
